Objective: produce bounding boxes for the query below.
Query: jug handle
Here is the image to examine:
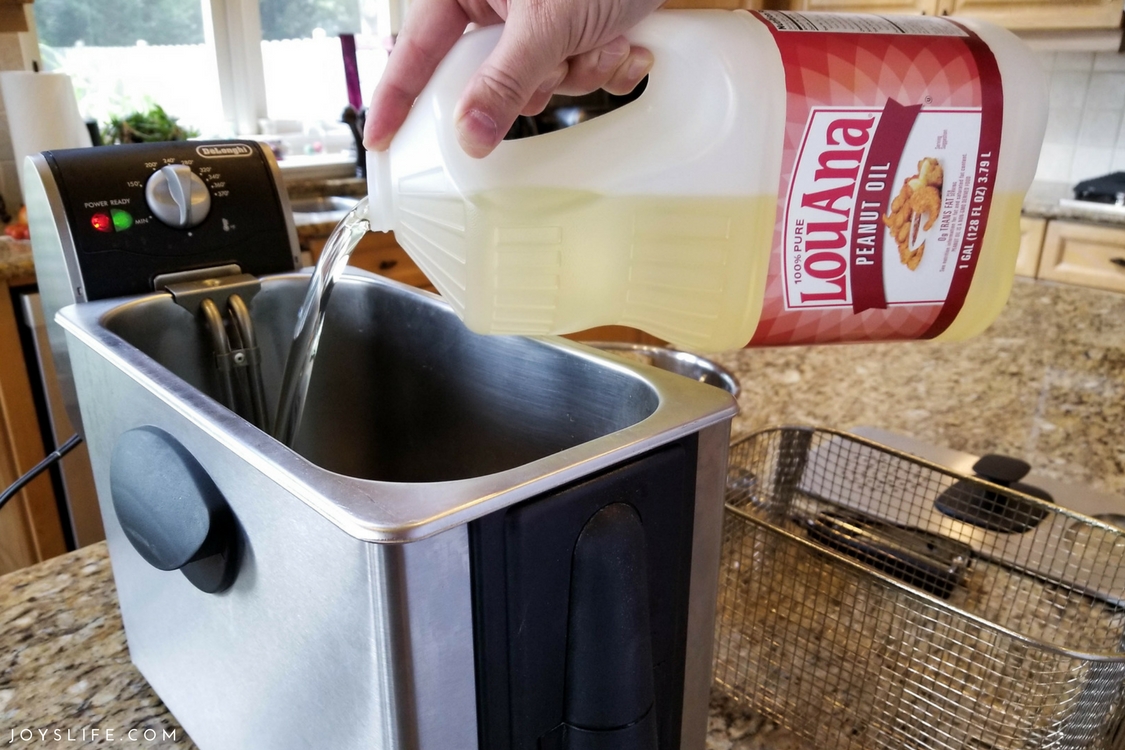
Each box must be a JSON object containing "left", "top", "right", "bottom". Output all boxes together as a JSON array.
[{"left": 450, "top": 11, "right": 752, "bottom": 192}]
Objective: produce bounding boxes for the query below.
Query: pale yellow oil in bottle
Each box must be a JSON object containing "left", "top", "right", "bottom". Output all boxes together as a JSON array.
[
  {"left": 933, "top": 192, "right": 1024, "bottom": 342},
  {"left": 462, "top": 189, "right": 778, "bottom": 351},
  {"left": 452, "top": 190, "right": 1022, "bottom": 350}
]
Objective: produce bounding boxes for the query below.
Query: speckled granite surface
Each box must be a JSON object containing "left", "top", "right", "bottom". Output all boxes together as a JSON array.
[
  {"left": 0, "top": 541, "right": 802, "bottom": 749},
  {"left": 713, "top": 276, "right": 1125, "bottom": 499},
  {"left": 7, "top": 275, "right": 1120, "bottom": 750},
  {"left": 286, "top": 178, "right": 1125, "bottom": 229},
  {"left": 283, "top": 176, "right": 365, "bottom": 201},
  {"left": 0, "top": 544, "right": 189, "bottom": 749},
  {"left": 1023, "top": 180, "right": 1125, "bottom": 227},
  {"left": 285, "top": 178, "right": 365, "bottom": 240},
  {"left": 0, "top": 238, "right": 33, "bottom": 282},
  {"left": 2, "top": 229, "right": 1123, "bottom": 750}
]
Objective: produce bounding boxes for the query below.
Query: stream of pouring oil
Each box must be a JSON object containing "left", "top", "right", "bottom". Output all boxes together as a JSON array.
[{"left": 273, "top": 196, "right": 371, "bottom": 446}]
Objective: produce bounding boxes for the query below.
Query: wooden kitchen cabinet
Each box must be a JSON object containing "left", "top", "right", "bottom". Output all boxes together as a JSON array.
[
  {"left": 771, "top": 0, "right": 1122, "bottom": 29},
  {"left": 0, "top": 274, "right": 67, "bottom": 575},
  {"left": 1015, "top": 216, "right": 1046, "bottom": 278},
  {"left": 662, "top": 0, "right": 763, "bottom": 8},
  {"left": 939, "top": 0, "right": 1122, "bottom": 30},
  {"left": 778, "top": 0, "right": 937, "bottom": 14},
  {"left": 305, "top": 231, "right": 436, "bottom": 292},
  {"left": 1038, "top": 220, "right": 1125, "bottom": 294},
  {"left": 564, "top": 326, "right": 667, "bottom": 345},
  {"left": 304, "top": 231, "right": 663, "bottom": 344},
  {"left": 351, "top": 233, "right": 436, "bottom": 291}
]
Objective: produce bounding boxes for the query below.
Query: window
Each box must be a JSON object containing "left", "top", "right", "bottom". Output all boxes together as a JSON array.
[
  {"left": 37, "top": 0, "right": 226, "bottom": 136},
  {"left": 258, "top": 0, "right": 388, "bottom": 127},
  {"left": 36, "top": 0, "right": 392, "bottom": 149}
]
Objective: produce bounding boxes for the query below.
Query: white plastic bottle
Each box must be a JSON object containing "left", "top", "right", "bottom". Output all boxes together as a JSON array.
[{"left": 366, "top": 10, "right": 1047, "bottom": 351}]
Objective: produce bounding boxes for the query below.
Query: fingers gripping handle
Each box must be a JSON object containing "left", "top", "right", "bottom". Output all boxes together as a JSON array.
[
  {"left": 485, "top": 12, "right": 734, "bottom": 179},
  {"left": 365, "top": 11, "right": 744, "bottom": 229}
]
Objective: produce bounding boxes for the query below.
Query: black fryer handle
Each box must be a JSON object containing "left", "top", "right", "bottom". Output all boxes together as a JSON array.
[
  {"left": 972, "top": 454, "right": 1031, "bottom": 485},
  {"left": 110, "top": 426, "right": 239, "bottom": 593},
  {"left": 934, "top": 454, "right": 1054, "bottom": 533},
  {"left": 549, "top": 503, "right": 659, "bottom": 750}
]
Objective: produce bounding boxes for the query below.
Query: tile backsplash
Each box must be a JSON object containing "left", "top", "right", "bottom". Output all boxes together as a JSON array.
[{"left": 1036, "top": 49, "right": 1125, "bottom": 186}]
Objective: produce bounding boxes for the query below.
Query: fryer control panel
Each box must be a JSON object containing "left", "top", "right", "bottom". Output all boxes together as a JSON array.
[{"left": 44, "top": 140, "right": 298, "bottom": 301}]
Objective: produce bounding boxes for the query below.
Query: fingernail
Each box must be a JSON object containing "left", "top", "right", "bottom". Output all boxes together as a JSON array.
[
  {"left": 457, "top": 108, "right": 499, "bottom": 157},
  {"left": 598, "top": 38, "right": 630, "bottom": 73},
  {"left": 364, "top": 135, "right": 391, "bottom": 152},
  {"left": 626, "top": 54, "right": 653, "bottom": 81}
]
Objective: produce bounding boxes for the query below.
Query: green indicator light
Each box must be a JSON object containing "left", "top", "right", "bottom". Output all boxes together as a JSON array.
[{"left": 110, "top": 208, "right": 133, "bottom": 231}]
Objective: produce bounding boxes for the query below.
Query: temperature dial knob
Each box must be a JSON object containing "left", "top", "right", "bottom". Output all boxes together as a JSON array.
[{"left": 145, "top": 164, "right": 211, "bottom": 228}]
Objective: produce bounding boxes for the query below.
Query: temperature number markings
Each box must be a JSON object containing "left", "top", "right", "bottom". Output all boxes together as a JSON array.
[{"left": 205, "top": 171, "right": 228, "bottom": 196}]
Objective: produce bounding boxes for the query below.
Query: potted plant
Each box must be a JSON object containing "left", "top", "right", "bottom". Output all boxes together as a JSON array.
[{"left": 103, "top": 104, "right": 198, "bottom": 144}]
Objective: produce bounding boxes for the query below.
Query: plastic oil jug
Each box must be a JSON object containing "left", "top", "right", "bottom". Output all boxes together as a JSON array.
[{"left": 365, "top": 9, "right": 1048, "bottom": 351}]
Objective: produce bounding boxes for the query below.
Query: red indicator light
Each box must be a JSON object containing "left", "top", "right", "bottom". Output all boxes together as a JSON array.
[{"left": 91, "top": 213, "right": 113, "bottom": 233}]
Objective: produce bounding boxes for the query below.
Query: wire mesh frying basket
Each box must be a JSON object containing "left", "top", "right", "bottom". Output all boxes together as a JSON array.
[{"left": 714, "top": 426, "right": 1125, "bottom": 750}]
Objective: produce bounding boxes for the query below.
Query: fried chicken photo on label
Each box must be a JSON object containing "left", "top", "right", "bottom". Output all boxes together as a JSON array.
[{"left": 883, "top": 157, "right": 944, "bottom": 271}]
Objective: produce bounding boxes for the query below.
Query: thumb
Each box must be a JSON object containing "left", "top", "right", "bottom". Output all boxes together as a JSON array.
[{"left": 455, "top": 22, "right": 564, "bottom": 158}]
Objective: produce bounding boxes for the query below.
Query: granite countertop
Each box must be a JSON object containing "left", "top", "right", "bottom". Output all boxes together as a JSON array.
[
  {"left": 1023, "top": 180, "right": 1125, "bottom": 227},
  {"left": 0, "top": 544, "right": 184, "bottom": 750},
  {"left": 285, "top": 176, "right": 366, "bottom": 238},
  {"left": 4, "top": 168, "right": 1125, "bottom": 749},
  {"left": 284, "top": 177, "right": 1125, "bottom": 229},
  {"left": 0, "top": 238, "right": 33, "bottom": 282},
  {"left": 0, "top": 542, "right": 802, "bottom": 749},
  {"left": 715, "top": 277, "right": 1125, "bottom": 499},
  {"left": 283, "top": 176, "right": 365, "bottom": 201},
  {"left": 1, "top": 179, "right": 1119, "bottom": 282},
  {"left": 285, "top": 178, "right": 1125, "bottom": 231}
]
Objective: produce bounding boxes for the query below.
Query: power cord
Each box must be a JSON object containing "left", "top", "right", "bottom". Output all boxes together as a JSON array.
[{"left": 0, "top": 433, "right": 83, "bottom": 513}]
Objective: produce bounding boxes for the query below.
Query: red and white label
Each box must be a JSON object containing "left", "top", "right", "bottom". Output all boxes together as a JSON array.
[
  {"left": 784, "top": 106, "right": 986, "bottom": 311},
  {"left": 750, "top": 11, "right": 1003, "bottom": 345}
]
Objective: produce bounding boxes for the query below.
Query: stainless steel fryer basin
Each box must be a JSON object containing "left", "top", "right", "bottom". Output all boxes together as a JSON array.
[
  {"left": 97, "top": 271, "right": 660, "bottom": 484},
  {"left": 54, "top": 269, "right": 736, "bottom": 750}
]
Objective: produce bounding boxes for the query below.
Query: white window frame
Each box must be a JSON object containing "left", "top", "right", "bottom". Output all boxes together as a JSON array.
[
  {"left": 204, "top": 0, "right": 401, "bottom": 136},
  {"left": 25, "top": 0, "right": 402, "bottom": 137},
  {"left": 205, "top": 0, "right": 268, "bottom": 135}
]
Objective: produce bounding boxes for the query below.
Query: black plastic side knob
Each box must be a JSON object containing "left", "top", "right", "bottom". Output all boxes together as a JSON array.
[
  {"left": 972, "top": 454, "right": 1032, "bottom": 485},
  {"left": 110, "top": 426, "right": 238, "bottom": 593},
  {"left": 935, "top": 454, "right": 1054, "bottom": 534}
]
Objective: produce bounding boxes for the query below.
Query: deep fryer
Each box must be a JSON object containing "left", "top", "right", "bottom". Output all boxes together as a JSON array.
[{"left": 25, "top": 140, "right": 738, "bottom": 750}]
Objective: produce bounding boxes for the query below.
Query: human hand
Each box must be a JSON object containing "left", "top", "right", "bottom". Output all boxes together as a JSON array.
[{"left": 363, "top": 0, "right": 662, "bottom": 158}]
